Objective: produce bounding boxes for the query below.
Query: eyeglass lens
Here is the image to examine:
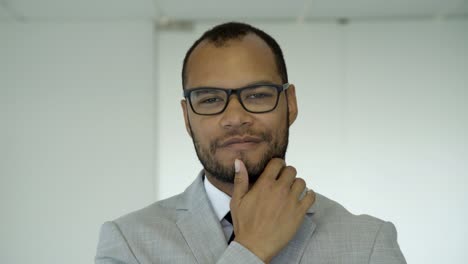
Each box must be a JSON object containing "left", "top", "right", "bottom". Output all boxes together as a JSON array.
[{"left": 190, "top": 85, "right": 279, "bottom": 114}]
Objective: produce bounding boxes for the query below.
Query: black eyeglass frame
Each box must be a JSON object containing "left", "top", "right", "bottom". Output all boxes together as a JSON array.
[{"left": 183, "top": 83, "right": 290, "bottom": 115}]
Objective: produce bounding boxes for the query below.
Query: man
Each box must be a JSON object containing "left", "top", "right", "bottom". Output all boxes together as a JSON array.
[{"left": 96, "top": 22, "right": 406, "bottom": 264}]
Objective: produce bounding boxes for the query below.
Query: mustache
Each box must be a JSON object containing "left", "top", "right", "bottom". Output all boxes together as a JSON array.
[{"left": 210, "top": 129, "right": 273, "bottom": 150}]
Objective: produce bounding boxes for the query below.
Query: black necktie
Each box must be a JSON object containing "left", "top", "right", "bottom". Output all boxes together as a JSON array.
[{"left": 224, "top": 211, "right": 235, "bottom": 244}]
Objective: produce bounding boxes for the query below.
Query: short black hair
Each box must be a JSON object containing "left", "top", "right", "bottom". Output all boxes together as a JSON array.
[{"left": 181, "top": 22, "right": 288, "bottom": 89}]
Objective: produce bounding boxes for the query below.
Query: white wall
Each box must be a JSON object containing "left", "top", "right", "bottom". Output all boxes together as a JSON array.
[
  {"left": 157, "top": 20, "right": 468, "bottom": 264},
  {"left": 0, "top": 21, "right": 156, "bottom": 263},
  {"left": 1, "top": 18, "right": 467, "bottom": 264}
]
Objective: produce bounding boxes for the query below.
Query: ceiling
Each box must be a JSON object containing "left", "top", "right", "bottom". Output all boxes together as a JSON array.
[{"left": 1, "top": 0, "right": 467, "bottom": 22}]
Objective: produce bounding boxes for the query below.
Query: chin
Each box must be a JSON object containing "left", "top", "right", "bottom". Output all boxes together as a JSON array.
[{"left": 218, "top": 151, "right": 262, "bottom": 165}]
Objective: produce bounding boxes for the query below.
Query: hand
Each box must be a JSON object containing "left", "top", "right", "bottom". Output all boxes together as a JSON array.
[{"left": 230, "top": 158, "right": 315, "bottom": 263}]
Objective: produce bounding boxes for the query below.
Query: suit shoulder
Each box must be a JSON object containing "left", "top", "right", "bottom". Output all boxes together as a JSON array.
[
  {"left": 97, "top": 193, "right": 192, "bottom": 262},
  {"left": 313, "top": 193, "right": 386, "bottom": 232},
  {"left": 307, "top": 194, "right": 405, "bottom": 262},
  {"left": 112, "top": 193, "right": 183, "bottom": 227}
]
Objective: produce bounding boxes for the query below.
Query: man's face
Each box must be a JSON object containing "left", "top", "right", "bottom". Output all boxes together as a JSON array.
[{"left": 182, "top": 34, "right": 297, "bottom": 184}]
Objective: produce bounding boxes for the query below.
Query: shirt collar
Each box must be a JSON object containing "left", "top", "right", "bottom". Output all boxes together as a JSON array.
[{"left": 204, "top": 175, "right": 231, "bottom": 221}]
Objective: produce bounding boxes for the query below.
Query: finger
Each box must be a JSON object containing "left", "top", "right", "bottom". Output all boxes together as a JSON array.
[
  {"left": 299, "top": 189, "right": 315, "bottom": 213},
  {"left": 290, "top": 178, "right": 306, "bottom": 199},
  {"left": 231, "top": 159, "right": 249, "bottom": 208},
  {"left": 277, "top": 166, "right": 297, "bottom": 187},
  {"left": 259, "top": 158, "right": 286, "bottom": 182}
]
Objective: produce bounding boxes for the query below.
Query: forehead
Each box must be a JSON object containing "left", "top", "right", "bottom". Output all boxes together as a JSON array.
[{"left": 185, "top": 34, "right": 281, "bottom": 88}]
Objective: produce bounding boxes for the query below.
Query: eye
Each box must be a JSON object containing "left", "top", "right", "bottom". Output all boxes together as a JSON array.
[
  {"left": 246, "top": 93, "right": 273, "bottom": 99},
  {"left": 242, "top": 86, "right": 277, "bottom": 101},
  {"left": 200, "top": 97, "right": 224, "bottom": 104},
  {"left": 244, "top": 91, "right": 275, "bottom": 100},
  {"left": 191, "top": 89, "right": 226, "bottom": 106}
]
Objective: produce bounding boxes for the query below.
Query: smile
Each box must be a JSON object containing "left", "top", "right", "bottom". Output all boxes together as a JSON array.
[{"left": 219, "top": 136, "right": 263, "bottom": 150}]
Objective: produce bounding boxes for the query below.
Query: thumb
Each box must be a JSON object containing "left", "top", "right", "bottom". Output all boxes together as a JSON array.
[{"left": 231, "top": 159, "right": 249, "bottom": 206}]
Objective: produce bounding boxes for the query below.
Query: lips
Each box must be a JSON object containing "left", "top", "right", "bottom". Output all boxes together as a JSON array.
[{"left": 219, "top": 136, "right": 263, "bottom": 148}]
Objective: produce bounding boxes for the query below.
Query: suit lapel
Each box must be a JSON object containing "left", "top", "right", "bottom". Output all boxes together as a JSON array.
[
  {"left": 176, "top": 172, "right": 227, "bottom": 263},
  {"left": 271, "top": 198, "right": 318, "bottom": 264},
  {"left": 174, "top": 172, "right": 320, "bottom": 264}
]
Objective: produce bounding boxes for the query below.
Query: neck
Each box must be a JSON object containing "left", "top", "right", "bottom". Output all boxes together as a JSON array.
[{"left": 205, "top": 172, "right": 235, "bottom": 197}]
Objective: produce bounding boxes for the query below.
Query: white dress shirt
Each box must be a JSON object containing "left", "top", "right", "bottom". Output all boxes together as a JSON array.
[{"left": 204, "top": 176, "right": 234, "bottom": 241}]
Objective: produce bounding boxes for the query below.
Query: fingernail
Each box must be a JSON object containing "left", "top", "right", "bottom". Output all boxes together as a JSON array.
[{"left": 234, "top": 159, "right": 240, "bottom": 173}]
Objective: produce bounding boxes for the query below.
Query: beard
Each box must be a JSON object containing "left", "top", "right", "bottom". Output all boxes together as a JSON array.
[{"left": 189, "top": 120, "right": 289, "bottom": 184}]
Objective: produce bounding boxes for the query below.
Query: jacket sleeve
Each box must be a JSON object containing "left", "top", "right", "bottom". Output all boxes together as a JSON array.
[
  {"left": 369, "top": 221, "right": 407, "bottom": 264},
  {"left": 95, "top": 221, "right": 140, "bottom": 264},
  {"left": 216, "top": 242, "right": 265, "bottom": 264}
]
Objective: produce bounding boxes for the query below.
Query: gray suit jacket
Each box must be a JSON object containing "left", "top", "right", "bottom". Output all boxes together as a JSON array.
[{"left": 96, "top": 172, "right": 406, "bottom": 264}]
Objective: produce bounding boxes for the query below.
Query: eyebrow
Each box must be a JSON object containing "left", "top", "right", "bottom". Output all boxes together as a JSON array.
[
  {"left": 244, "top": 80, "right": 278, "bottom": 86},
  {"left": 194, "top": 80, "right": 278, "bottom": 89},
  {"left": 185, "top": 80, "right": 280, "bottom": 94},
  {"left": 192, "top": 89, "right": 223, "bottom": 95}
]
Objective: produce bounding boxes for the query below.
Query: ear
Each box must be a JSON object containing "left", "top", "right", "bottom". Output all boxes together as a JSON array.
[
  {"left": 286, "top": 84, "right": 298, "bottom": 126},
  {"left": 181, "top": 99, "right": 193, "bottom": 137}
]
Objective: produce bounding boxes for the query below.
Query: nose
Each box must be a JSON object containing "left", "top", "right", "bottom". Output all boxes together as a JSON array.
[{"left": 219, "top": 96, "right": 253, "bottom": 129}]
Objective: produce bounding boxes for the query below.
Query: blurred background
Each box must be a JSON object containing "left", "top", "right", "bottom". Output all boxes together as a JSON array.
[{"left": 1, "top": 0, "right": 467, "bottom": 263}]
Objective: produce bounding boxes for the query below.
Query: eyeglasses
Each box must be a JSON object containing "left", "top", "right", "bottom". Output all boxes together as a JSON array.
[{"left": 183, "top": 83, "right": 290, "bottom": 115}]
